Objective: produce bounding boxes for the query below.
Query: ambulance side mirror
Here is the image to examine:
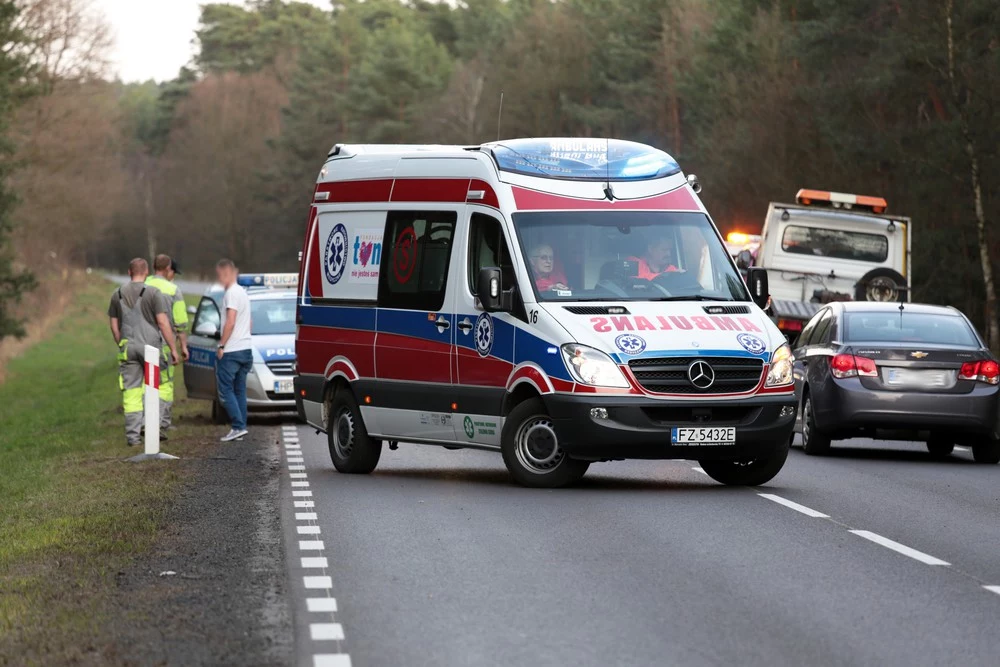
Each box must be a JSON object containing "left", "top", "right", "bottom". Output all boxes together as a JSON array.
[
  {"left": 477, "top": 267, "right": 506, "bottom": 313},
  {"left": 747, "top": 267, "right": 770, "bottom": 310}
]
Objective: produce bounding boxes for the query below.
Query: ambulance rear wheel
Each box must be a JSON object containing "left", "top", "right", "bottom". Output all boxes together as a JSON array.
[
  {"left": 501, "top": 398, "right": 589, "bottom": 488},
  {"left": 327, "top": 389, "right": 381, "bottom": 474},
  {"left": 698, "top": 438, "right": 790, "bottom": 486}
]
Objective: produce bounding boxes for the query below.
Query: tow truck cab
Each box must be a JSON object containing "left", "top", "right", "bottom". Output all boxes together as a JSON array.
[
  {"left": 737, "top": 189, "right": 911, "bottom": 341},
  {"left": 294, "top": 138, "right": 797, "bottom": 488}
]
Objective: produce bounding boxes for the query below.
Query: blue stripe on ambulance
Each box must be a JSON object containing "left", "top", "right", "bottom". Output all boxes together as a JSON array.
[{"left": 609, "top": 348, "right": 768, "bottom": 365}]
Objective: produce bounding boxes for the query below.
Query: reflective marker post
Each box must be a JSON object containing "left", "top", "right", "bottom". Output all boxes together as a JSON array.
[{"left": 129, "top": 344, "right": 178, "bottom": 462}]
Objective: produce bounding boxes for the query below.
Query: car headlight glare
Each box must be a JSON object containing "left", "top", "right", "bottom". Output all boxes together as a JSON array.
[
  {"left": 765, "top": 343, "right": 794, "bottom": 387},
  {"left": 561, "top": 344, "right": 630, "bottom": 388}
]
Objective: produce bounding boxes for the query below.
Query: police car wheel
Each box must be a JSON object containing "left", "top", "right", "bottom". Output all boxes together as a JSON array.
[
  {"left": 698, "top": 437, "right": 790, "bottom": 486},
  {"left": 501, "top": 398, "right": 589, "bottom": 488},
  {"left": 327, "top": 389, "right": 381, "bottom": 474},
  {"left": 211, "top": 400, "right": 228, "bottom": 425}
]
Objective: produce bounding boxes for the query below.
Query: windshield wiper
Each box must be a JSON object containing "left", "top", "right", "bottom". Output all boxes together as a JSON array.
[{"left": 651, "top": 295, "right": 737, "bottom": 302}]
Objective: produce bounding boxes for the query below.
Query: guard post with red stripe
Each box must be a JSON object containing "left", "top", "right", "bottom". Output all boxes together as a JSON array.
[{"left": 129, "top": 344, "right": 178, "bottom": 462}]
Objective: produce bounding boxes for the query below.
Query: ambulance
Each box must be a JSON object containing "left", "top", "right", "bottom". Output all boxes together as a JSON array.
[{"left": 293, "top": 138, "right": 797, "bottom": 488}]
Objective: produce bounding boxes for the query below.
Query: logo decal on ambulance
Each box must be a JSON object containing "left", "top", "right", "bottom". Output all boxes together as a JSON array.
[
  {"left": 463, "top": 416, "right": 475, "bottom": 439},
  {"left": 475, "top": 313, "right": 494, "bottom": 357},
  {"left": 615, "top": 333, "right": 646, "bottom": 355},
  {"left": 736, "top": 333, "right": 767, "bottom": 356},
  {"left": 324, "top": 223, "right": 349, "bottom": 285}
]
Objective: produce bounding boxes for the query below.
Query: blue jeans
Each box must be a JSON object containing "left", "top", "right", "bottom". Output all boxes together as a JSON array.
[{"left": 217, "top": 349, "right": 253, "bottom": 430}]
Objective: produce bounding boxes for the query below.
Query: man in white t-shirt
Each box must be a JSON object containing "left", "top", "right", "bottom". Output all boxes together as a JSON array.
[{"left": 215, "top": 258, "right": 253, "bottom": 442}]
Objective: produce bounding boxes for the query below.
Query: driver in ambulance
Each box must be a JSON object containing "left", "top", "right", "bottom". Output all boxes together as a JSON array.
[
  {"left": 629, "top": 235, "right": 680, "bottom": 280},
  {"left": 529, "top": 243, "right": 570, "bottom": 292}
]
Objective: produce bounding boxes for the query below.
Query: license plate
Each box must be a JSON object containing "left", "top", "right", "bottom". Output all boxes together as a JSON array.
[
  {"left": 274, "top": 379, "right": 294, "bottom": 394},
  {"left": 883, "top": 368, "right": 952, "bottom": 389},
  {"left": 671, "top": 427, "right": 736, "bottom": 445}
]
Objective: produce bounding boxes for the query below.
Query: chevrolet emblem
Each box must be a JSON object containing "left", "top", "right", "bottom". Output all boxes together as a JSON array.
[{"left": 910, "top": 351, "right": 929, "bottom": 359}]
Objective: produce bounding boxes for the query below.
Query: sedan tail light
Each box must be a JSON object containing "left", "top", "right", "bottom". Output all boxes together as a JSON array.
[
  {"left": 831, "top": 353, "right": 878, "bottom": 379},
  {"left": 960, "top": 360, "right": 1000, "bottom": 385}
]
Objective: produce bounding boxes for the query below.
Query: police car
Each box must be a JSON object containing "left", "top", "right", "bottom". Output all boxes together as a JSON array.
[
  {"left": 184, "top": 273, "right": 298, "bottom": 422},
  {"left": 294, "top": 138, "right": 796, "bottom": 488}
]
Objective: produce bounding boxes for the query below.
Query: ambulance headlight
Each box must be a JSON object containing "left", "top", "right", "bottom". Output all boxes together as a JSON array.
[
  {"left": 561, "top": 344, "right": 630, "bottom": 388},
  {"left": 765, "top": 343, "right": 794, "bottom": 387}
]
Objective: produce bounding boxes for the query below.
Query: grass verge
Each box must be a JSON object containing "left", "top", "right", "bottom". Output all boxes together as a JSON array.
[{"left": 0, "top": 276, "right": 218, "bottom": 661}]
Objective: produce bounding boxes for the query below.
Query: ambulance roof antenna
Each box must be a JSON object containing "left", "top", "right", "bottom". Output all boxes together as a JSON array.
[
  {"left": 603, "top": 138, "right": 615, "bottom": 201},
  {"left": 496, "top": 91, "right": 504, "bottom": 142}
]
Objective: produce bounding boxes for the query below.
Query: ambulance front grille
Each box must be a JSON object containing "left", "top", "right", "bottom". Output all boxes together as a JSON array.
[{"left": 628, "top": 357, "right": 764, "bottom": 394}]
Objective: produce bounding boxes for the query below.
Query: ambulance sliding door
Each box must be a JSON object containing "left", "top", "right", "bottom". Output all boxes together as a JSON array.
[{"left": 374, "top": 208, "right": 460, "bottom": 442}]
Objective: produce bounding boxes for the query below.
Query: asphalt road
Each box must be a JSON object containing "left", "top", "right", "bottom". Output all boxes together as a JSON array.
[{"left": 276, "top": 426, "right": 1000, "bottom": 667}]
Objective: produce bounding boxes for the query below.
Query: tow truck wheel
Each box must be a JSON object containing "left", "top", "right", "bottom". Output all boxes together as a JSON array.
[
  {"left": 327, "top": 389, "right": 381, "bottom": 474},
  {"left": 856, "top": 268, "right": 905, "bottom": 303},
  {"left": 801, "top": 395, "right": 832, "bottom": 455},
  {"left": 972, "top": 440, "right": 1000, "bottom": 465},
  {"left": 698, "top": 438, "right": 790, "bottom": 486},
  {"left": 501, "top": 398, "right": 589, "bottom": 488}
]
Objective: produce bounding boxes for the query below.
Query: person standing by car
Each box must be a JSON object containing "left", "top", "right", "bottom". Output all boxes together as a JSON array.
[
  {"left": 145, "top": 254, "right": 190, "bottom": 430},
  {"left": 214, "top": 259, "right": 253, "bottom": 442},
  {"left": 108, "top": 258, "right": 178, "bottom": 447}
]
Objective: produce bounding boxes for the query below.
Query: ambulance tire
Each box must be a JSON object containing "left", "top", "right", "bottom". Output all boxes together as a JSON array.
[
  {"left": 211, "top": 400, "right": 228, "bottom": 425},
  {"left": 327, "top": 389, "right": 382, "bottom": 474},
  {"left": 698, "top": 437, "right": 790, "bottom": 487},
  {"left": 501, "top": 398, "right": 589, "bottom": 488}
]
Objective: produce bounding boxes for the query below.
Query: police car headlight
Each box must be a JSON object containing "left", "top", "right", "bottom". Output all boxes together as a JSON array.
[
  {"left": 765, "top": 343, "right": 794, "bottom": 387},
  {"left": 561, "top": 344, "right": 630, "bottom": 388}
]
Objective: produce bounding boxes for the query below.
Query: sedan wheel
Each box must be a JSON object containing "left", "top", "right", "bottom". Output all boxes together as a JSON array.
[
  {"left": 926, "top": 438, "right": 954, "bottom": 458},
  {"left": 801, "top": 395, "right": 832, "bottom": 456},
  {"left": 972, "top": 440, "right": 1000, "bottom": 465}
]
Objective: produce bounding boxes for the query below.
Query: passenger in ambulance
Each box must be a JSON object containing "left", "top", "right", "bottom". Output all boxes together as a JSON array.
[
  {"left": 529, "top": 243, "right": 570, "bottom": 292},
  {"left": 628, "top": 235, "right": 680, "bottom": 280}
]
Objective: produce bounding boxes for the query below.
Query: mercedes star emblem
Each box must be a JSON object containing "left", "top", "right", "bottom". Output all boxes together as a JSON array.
[{"left": 687, "top": 360, "right": 715, "bottom": 389}]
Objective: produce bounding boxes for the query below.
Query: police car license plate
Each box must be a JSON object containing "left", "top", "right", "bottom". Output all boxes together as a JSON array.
[
  {"left": 671, "top": 427, "right": 736, "bottom": 445},
  {"left": 274, "top": 379, "right": 294, "bottom": 394}
]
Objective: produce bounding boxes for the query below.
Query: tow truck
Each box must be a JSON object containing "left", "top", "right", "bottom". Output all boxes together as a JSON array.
[{"left": 730, "top": 189, "right": 911, "bottom": 341}]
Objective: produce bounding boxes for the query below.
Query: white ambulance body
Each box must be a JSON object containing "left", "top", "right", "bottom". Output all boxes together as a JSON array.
[{"left": 294, "top": 138, "right": 797, "bottom": 488}]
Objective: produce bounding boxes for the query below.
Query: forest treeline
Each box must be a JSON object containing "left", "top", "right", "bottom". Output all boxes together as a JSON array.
[{"left": 0, "top": 0, "right": 997, "bottom": 343}]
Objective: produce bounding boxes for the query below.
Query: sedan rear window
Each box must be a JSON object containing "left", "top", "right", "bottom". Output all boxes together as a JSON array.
[
  {"left": 781, "top": 225, "right": 888, "bottom": 263},
  {"left": 844, "top": 312, "right": 979, "bottom": 347}
]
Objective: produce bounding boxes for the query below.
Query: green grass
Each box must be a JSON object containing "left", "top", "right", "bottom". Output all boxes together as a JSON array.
[{"left": 0, "top": 277, "right": 216, "bottom": 657}]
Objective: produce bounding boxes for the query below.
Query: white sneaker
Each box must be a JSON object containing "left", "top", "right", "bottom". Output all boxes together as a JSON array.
[{"left": 221, "top": 429, "right": 248, "bottom": 442}]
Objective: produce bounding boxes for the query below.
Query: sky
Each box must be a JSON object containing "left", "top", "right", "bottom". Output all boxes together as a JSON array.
[{"left": 98, "top": 0, "right": 332, "bottom": 83}]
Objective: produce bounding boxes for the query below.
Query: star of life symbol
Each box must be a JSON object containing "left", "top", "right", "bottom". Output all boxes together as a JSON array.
[
  {"left": 615, "top": 333, "right": 646, "bottom": 355},
  {"left": 475, "top": 313, "right": 494, "bottom": 357},
  {"left": 325, "top": 223, "right": 348, "bottom": 285}
]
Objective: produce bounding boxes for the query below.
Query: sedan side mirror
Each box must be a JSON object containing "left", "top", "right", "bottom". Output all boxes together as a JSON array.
[
  {"left": 187, "top": 305, "right": 197, "bottom": 316},
  {"left": 746, "top": 267, "right": 770, "bottom": 310}
]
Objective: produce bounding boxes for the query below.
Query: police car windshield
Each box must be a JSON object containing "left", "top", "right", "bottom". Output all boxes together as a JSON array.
[
  {"left": 513, "top": 211, "right": 749, "bottom": 303},
  {"left": 251, "top": 299, "right": 296, "bottom": 335}
]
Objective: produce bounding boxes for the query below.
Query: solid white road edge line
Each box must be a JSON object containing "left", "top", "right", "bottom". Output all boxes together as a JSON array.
[
  {"left": 307, "top": 598, "right": 338, "bottom": 612},
  {"left": 849, "top": 530, "right": 950, "bottom": 566},
  {"left": 758, "top": 493, "right": 830, "bottom": 518},
  {"left": 314, "top": 655, "right": 352, "bottom": 667},
  {"left": 301, "top": 557, "right": 329, "bottom": 569},
  {"left": 303, "top": 576, "right": 333, "bottom": 589},
  {"left": 310, "top": 623, "right": 345, "bottom": 641}
]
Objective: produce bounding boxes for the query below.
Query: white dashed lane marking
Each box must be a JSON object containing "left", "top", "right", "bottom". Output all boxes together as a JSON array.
[
  {"left": 691, "top": 466, "right": 707, "bottom": 475},
  {"left": 758, "top": 493, "right": 830, "bottom": 518},
  {"left": 849, "top": 530, "right": 950, "bottom": 566},
  {"left": 282, "top": 424, "right": 350, "bottom": 665},
  {"left": 983, "top": 586, "right": 1000, "bottom": 596}
]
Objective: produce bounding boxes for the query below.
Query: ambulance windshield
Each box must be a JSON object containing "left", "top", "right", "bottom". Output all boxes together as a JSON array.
[{"left": 514, "top": 211, "right": 749, "bottom": 303}]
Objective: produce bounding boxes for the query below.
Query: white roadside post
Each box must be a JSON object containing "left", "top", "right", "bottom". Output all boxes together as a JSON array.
[{"left": 129, "top": 344, "right": 179, "bottom": 462}]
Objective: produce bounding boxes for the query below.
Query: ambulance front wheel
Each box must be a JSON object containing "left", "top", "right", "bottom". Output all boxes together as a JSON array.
[
  {"left": 698, "top": 438, "right": 790, "bottom": 487},
  {"left": 501, "top": 398, "right": 589, "bottom": 488},
  {"left": 327, "top": 389, "right": 382, "bottom": 474}
]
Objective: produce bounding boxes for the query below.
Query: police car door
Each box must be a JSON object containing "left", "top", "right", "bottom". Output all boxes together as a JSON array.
[
  {"left": 184, "top": 295, "right": 222, "bottom": 399},
  {"left": 451, "top": 211, "right": 516, "bottom": 447},
  {"left": 374, "top": 209, "right": 460, "bottom": 442}
]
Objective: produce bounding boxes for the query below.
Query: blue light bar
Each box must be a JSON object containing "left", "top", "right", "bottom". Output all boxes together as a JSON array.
[
  {"left": 237, "top": 273, "right": 299, "bottom": 288},
  {"left": 487, "top": 138, "right": 680, "bottom": 182}
]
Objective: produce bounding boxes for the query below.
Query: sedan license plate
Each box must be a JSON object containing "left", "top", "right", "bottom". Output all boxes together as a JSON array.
[
  {"left": 274, "top": 379, "right": 294, "bottom": 395},
  {"left": 883, "top": 368, "right": 952, "bottom": 389},
  {"left": 671, "top": 427, "right": 736, "bottom": 446}
]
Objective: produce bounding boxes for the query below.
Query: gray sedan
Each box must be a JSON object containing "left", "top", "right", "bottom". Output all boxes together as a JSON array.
[{"left": 791, "top": 302, "right": 1000, "bottom": 462}]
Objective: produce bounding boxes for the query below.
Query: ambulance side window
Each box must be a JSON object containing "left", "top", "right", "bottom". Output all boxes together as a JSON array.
[
  {"left": 378, "top": 210, "right": 457, "bottom": 311},
  {"left": 467, "top": 213, "right": 515, "bottom": 295}
]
